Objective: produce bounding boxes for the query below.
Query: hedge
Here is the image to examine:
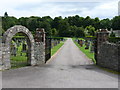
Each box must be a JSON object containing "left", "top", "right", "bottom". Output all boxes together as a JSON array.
[{"left": 109, "top": 37, "right": 120, "bottom": 43}]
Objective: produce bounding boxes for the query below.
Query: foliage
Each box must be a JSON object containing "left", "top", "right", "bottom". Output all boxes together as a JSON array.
[
  {"left": 51, "top": 16, "right": 62, "bottom": 30},
  {"left": 51, "top": 28, "right": 58, "bottom": 36},
  {"left": 111, "top": 16, "right": 120, "bottom": 30},
  {"left": 51, "top": 37, "right": 64, "bottom": 40},
  {"left": 72, "top": 38, "right": 96, "bottom": 63},
  {"left": 75, "top": 27, "right": 85, "bottom": 37},
  {"left": 2, "top": 16, "right": 18, "bottom": 30},
  {"left": 85, "top": 25, "right": 95, "bottom": 36},
  {"left": 51, "top": 41, "right": 64, "bottom": 56},
  {"left": 99, "top": 18, "right": 112, "bottom": 30},
  {"left": 110, "top": 31, "right": 115, "bottom": 37},
  {"left": 2, "top": 12, "right": 120, "bottom": 37},
  {"left": 109, "top": 37, "right": 120, "bottom": 43},
  {"left": 57, "top": 19, "right": 70, "bottom": 37},
  {"left": 69, "top": 26, "right": 85, "bottom": 37}
]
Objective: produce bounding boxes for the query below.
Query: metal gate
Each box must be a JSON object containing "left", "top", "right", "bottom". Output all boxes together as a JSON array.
[
  {"left": 45, "top": 37, "right": 51, "bottom": 63},
  {"left": 94, "top": 37, "right": 97, "bottom": 63}
]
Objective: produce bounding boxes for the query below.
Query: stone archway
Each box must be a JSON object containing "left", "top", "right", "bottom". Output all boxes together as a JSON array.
[{"left": 2, "top": 25, "right": 36, "bottom": 69}]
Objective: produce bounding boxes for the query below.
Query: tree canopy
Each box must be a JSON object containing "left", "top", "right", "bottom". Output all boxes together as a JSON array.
[{"left": 2, "top": 12, "right": 120, "bottom": 37}]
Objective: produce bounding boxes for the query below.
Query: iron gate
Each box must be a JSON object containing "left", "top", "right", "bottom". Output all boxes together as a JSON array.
[
  {"left": 94, "top": 37, "right": 97, "bottom": 63},
  {"left": 45, "top": 37, "right": 51, "bottom": 63}
]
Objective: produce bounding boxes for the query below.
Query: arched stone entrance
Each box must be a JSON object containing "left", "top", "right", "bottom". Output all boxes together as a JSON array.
[{"left": 2, "top": 25, "right": 36, "bottom": 69}]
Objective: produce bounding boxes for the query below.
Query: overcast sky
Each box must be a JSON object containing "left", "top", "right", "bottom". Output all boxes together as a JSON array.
[{"left": 0, "top": 0, "right": 119, "bottom": 19}]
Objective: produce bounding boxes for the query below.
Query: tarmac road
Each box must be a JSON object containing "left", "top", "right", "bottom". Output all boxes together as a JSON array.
[{"left": 2, "top": 38, "right": 118, "bottom": 88}]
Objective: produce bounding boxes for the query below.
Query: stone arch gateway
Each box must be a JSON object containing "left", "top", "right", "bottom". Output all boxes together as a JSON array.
[{"left": 2, "top": 25, "right": 36, "bottom": 69}]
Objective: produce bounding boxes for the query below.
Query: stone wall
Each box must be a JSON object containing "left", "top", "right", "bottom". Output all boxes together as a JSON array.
[
  {"left": 97, "top": 42, "right": 120, "bottom": 71},
  {"left": 34, "top": 42, "right": 45, "bottom": 65},
  {"left": 0, "top": 43, "right": 2, "bottom": 69},
  {"left": 0, "top": 25, "right": 46, "bottom": 70}
]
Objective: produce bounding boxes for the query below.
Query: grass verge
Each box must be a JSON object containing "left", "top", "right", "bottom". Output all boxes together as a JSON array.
[
  {"left": 72, "top": 38, "right": 120, "bottom": 74},
  {"left": 51, "top": 41, "right": 64, "bottom": 56},
  {"left": 72, "top": 38, "right": 96, "bottom": 63}
]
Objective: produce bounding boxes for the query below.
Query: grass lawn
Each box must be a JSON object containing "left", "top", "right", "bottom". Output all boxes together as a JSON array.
[
  {"left": 10, "top": 38, "right": 65, "bottom": 68},
  {"left": 10, "top": 40, "right": 28, "bottom": 68},
  {"left": 10, "top": 41, "right": 27, "bottom": 62},
  {"left": 72, "top": 38, "right": 96, "bottom": 64},
  {"left": 51, "top": 41, "right": 64, "bottom": 56},
  {"left": 11, "top": 55, "right": 27, "bottom": 61}
]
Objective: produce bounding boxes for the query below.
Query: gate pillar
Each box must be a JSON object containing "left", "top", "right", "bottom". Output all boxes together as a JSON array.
[
  {"left": 95, "top": 29, "right": 109, "bottom": 64},
  {"left": 34, "top": 28, "right": 46, "bottom": 65}
]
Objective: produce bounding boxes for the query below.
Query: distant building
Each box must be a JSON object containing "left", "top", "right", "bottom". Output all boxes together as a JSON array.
[
  {"left": 109, "top": 29, "right": 120, "bottom": 37},
  {"left": 113, "top": 30, "right": 120, "bottom": 37}
]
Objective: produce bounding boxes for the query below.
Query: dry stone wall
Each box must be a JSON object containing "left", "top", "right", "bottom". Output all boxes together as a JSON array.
[
  {"left": 34, "top": 42, "right": 45, "bottom": 65},
  {"left": 97, "top": 42, "right": 120, "bottom": 71},
  {"left": 95, "top": 29, "right": 120, "bottom": 71}
]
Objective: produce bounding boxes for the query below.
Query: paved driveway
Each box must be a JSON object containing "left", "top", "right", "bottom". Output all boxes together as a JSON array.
[{"left": 2, "top": 38, "right": 118, "bottom": 88}]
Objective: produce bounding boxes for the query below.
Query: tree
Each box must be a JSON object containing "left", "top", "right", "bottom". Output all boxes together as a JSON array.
[
  {"left": 75, "top": 27, "right": 85, "bottom": 37},
  {"left": 3, "top": 14, "right": 120, "bottom": 38},
  {"left": 2, "top": 16, "right": 18, "bottom": 31},
  {"left": 39, "top": 21, "right": 51, "bottom": 36},
  {"left": 85, "top": 25, "right": 95, "bottom": 36},
  {"left": 67, "top": 15, "right": 84, "bottom": 27},
  {"left": 111, "top": 16, "right": 120, "bottom": 30},
  {"left": 69, "top": 26, "right": 77, "bottom": 37},
  {"left": 26, "top": 18, "right": 38, "bottom": 32},
  {"left": 51, "top": 16, "right": 62, "bottom": 30},
  {"left": 42, "top": 16, "right": 53, "bottom": 24},
  {"left": 51, "top": 28, "right": 58, "bottom": 36},
  {"left": 83, "top": 16, "right": 94, "bottom": 28},
  {"left": 93, "top": 17, "right": 100, "bottom": 30},
  {"left": 110, "top": 31, "right": 115, "bottom": 37},
  {"left": 57, "top": 19, "right": 70, "bottom": 37},
  {"left": 18, "top": 17, "right": 29, "bottom": 27},
  {"left": 4, "top": 12, "right": 8, "bottom": 17},
  {"left": 99, "top": 18, "right": 112, "bottom": 30}
]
